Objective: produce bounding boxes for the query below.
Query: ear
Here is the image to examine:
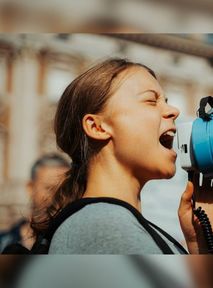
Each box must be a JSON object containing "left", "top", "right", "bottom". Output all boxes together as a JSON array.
[{"left": 82, "top": 114, "right": 111, "bottom": 140}]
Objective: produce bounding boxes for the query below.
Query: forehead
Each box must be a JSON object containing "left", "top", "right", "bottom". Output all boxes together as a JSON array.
[{"left": 113, "top": 66, "right": 163, "bottom": 95}]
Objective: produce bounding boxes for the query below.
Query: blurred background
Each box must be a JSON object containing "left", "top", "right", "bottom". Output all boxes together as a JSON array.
[
  {"left": 1, "top": 255, "right": 213, "bottom": 288},
  {"left": 1, "top": 0, "right": 213, "bottom": 32},
  {"left": 1, "top": 33, "right": 213, "bottom": 246},
  {"left": 0, "top": 255, "right": 198, "bottom": 288}
]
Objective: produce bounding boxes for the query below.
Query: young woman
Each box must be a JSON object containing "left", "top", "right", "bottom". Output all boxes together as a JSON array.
[{"left": 32, "top": 58, "right": 213, "bottom": 254}]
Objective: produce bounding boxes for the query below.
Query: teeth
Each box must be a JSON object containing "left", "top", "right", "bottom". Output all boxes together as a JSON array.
[{"left": 163, "top": 131, "right": 175, "bottom": 137}]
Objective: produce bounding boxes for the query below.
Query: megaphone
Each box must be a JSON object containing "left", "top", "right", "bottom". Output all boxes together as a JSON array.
[
  {"left": 177, "top": 96, "right": 213, "bottom": 178},
  {"left": 177, "top": 96, "right": 213, "bottom": 254}
]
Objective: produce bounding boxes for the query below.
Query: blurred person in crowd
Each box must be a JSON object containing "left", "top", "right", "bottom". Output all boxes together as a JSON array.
[
  {"left": 29, "top": 58, "right": 213, "bottom": 254},
  {"left": 0, "top": 153, "right": 70, "bottom": 252}
]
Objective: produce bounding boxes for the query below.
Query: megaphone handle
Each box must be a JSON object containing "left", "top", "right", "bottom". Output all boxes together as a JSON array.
[
  {"left": 187, "top": 171, "right": 213, "bottom": 253},
  {"left": 193, "top": 207, "right": 213, "bottom": 254}
]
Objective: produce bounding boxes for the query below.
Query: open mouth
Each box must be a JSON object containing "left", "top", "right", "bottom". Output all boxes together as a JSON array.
[{"left": 159, "top": 130, "right": 175, "bottom": 150}]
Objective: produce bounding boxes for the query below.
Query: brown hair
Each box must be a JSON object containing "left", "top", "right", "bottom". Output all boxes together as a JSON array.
[{"left": 31, "top": 58, "right": 156, "bottom": 234}]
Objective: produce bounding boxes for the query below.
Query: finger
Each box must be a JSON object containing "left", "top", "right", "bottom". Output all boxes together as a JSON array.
[{"left": 179, "top": 181, "right": 194, "bottom": 212}]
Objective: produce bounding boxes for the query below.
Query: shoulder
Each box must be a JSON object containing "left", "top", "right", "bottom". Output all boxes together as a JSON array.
[
  {"left": 49, "top": 202, "right": 153, "bottom": 254},
  {"left": 53, "top": 202, "right": 142, "bottom": 233}
]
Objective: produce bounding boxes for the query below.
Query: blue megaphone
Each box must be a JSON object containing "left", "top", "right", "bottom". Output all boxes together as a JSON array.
[{"left": 177, "top": 96, "right": 213, "bottom": 177}]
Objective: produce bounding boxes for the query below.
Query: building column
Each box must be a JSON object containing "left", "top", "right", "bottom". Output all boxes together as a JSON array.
[{"left": 8, "top": 47, "right": 39, "bottom": 183}]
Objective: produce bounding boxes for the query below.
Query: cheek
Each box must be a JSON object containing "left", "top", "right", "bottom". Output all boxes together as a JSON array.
[
  {"left": 111, "top": 114, "right": 161, "bottom": 166},
  {"left": 112, "top": 112, "right": 160, "bottom": 148}
]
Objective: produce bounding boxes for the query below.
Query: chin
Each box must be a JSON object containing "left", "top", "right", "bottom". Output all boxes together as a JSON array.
[
  {"left": 153, "top": 164, "right": 176, "bottom": 180},
  {"left": 147, "top": 169, "right": 176, "bottom": 182},
  {"left": 163, "top": 167, "right": 176, "bottom": 179},
  {"left": 164, "top": 173, "right": 175, "bottom": 179}
]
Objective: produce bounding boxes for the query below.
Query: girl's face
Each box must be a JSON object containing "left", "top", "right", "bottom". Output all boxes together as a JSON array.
[{"left": 102, "top": 66, "right": 180, "bottom": 183}]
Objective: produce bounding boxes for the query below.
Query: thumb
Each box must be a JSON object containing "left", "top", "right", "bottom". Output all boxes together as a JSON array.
[{"left": 179, "top": 181, "right": 194, "bottom": 212}]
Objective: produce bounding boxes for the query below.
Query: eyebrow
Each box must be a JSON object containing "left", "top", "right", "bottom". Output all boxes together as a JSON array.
[{"left": 139, "top": 89, "right": 168, "bottom": 103}]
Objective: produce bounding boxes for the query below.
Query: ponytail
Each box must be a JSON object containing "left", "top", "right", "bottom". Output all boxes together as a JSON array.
[{"left": 56, "top": 160, "right": 88, "bottom": 207}]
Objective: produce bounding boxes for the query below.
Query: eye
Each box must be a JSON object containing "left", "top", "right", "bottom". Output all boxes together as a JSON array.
[
  {"left": 144, "top": 91, "right": 158, "bottom": 104},
  {"left": 138, "top": 89, "right": 162, "bottom": 105},
  {"left": 147, "top": 98, "right": 157, "bottom": 103},
  {"left": 146, "top": 100, "right": 157, "bottom": 106}
]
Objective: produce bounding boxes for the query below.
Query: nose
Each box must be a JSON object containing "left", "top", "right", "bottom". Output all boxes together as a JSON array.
[{"left": 163, "top": 103, "right": 180, "bottom": 120}]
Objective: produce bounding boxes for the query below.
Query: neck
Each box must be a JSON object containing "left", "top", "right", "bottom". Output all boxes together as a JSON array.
[{"left": 83, "top": 155, "right": 145, "bottom": 212}]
